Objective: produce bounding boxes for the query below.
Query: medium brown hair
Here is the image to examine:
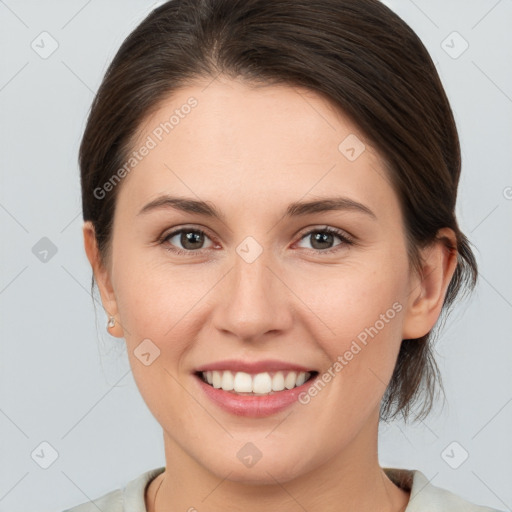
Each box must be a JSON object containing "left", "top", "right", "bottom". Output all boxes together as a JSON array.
[{"left": 79, "top": 0, "right": 478, "bottom": 423}]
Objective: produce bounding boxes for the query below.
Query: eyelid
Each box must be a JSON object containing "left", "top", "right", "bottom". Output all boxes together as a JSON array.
[
  {"left": 159, "top": 224, "right": 355, "bottom": 255},
  {"left": 295, "top": 224, "right": 355, "bottom": 244},
  {"left": 293, "top": 225, "right": 355, "bottom": 254},
  {"left": 158, "top": 225, "right": 217, "bottom": 253}
]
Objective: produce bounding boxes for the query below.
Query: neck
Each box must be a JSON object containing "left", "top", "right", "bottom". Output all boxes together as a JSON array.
[{"left": 146, "top": 412, "right": 410, "bottom": 512}]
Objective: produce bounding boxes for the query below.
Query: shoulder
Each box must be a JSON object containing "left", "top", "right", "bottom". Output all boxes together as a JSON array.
[
  {"left": 61, "top": 466, "right": 165, "bottom": 512},
  {"left": 384, "top": 467, "right": 505, "bottom": 512}
]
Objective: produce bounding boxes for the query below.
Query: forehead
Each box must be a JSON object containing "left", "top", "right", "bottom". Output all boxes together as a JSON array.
[{"left": 118, "top": 77, "right": 395, "bottom": 219}]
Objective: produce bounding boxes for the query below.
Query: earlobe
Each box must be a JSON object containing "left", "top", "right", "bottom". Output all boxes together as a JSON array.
[
  {"left": 82, "top": 222, "right": 124, "bottom": 338},
  {"left": 402, "top": 228, "right": 458, "bottom": 340}
]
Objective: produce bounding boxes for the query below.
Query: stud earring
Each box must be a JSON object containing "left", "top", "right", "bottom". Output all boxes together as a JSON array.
[{"left": 107, "top": 316, "right": 116, "bottom": 330}]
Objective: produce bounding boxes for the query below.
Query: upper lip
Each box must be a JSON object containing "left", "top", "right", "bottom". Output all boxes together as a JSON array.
[{"left": 194, "top": 359, "right": 316, "bottom": 374}]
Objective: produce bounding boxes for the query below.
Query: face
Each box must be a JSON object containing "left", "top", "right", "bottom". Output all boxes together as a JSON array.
[{"left": 88, "top": 76, "right": 442, "bottom": 484}]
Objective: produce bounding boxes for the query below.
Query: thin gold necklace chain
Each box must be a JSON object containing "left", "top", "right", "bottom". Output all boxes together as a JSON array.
[
  {"left": 152, "top": 470, "right": 408, "bottom": 511},
  {"left": 152, "top": 474, "right": 165, "bottom": 510}
]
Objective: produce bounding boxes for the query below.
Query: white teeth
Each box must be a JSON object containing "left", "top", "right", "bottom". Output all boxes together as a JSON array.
[
  {"left": 284, "top": 371, "right": 297, "bottom": 389},
  {"left": 221, "top": 370, "right": 234, "bottom": 390},
  {"left": 252, "top": 373, "right": 272, "bottom": 394},
  {"left": 233, "top": 371, "right": 253, "bottom": 392},
  {"left": 201, "top": 370, "right": 312, "bottom": 394},
  {"left": 295, "top": 372, "right": 307, "bottom": 386},
  {"left": 212, "top": 371, "right": 222, "bottom": 389},
  {"left": 271, "top": 372, "right": 285, "bottom": 391}
]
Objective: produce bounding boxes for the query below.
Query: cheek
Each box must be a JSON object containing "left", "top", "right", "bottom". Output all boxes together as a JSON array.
[
  {"left": 293, "top": 254, "right": 408, "bottom": 387},
  {"left": 294, "top": 259, "right": 406, "bottom": 341},
  {"left": 110, "top": 257, "right": 197, "bottom": 422},
  {"left": 298, "top": 274, "right": 406, "bottom": 430},
  {"left": 111, "top": 246, "right": 218, "bottom": 354}
]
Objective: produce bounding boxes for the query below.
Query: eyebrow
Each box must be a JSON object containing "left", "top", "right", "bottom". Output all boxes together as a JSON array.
[{"left": 137, "top": 195, "right": 377, "bottom": 221}]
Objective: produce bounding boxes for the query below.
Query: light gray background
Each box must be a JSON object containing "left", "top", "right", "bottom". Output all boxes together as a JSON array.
[{"left": 0, "top": 1, "right": 511, "bottom": 511}]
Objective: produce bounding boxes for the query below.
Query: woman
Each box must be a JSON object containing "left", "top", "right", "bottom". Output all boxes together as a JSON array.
[{"left": 66, "top": 0, "right": 502, "bottom": 510}]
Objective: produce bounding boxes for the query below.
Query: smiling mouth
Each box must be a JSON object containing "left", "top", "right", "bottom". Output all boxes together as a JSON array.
[{"left": 195, "top": 370, "right": 319, "bottom": 395}]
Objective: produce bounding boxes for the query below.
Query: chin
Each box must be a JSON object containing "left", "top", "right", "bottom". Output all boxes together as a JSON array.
[
  {"left": 217, "top": 462, "right": 305, "bottom": 486},
  {"left": 199, "top": 443, "right": 317, "bottom": 485}
]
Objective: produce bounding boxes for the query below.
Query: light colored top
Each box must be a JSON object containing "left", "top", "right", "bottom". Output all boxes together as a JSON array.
[{"left": 62, "top": 466, "right": 504, "bottom": 512}]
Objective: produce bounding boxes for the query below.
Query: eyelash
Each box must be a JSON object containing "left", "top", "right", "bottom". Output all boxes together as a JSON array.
[{"left": 158, "top": 225, "right": 355, "bottom": 256}]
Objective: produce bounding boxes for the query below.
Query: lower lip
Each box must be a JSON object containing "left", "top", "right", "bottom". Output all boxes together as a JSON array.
[{"left": 194, "top": 373, "right": 319, "bottom": 417}]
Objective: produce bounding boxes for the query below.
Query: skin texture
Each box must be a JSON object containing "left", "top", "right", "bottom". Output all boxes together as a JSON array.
[{"left": 83, "top": 76, "right": 458, "bottom": 512}]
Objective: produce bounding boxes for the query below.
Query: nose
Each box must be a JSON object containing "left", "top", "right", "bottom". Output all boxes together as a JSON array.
[{"left": 211, "top": 246, "right": 294, "bottom": 342}]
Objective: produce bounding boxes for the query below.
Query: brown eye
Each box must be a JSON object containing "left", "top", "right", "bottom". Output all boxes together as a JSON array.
[
  {"left": 296, "top": 227, "right": 354, "bottom": 253},
  {"left": 162, "top": 228, "right": 214, "bottom": 254}
]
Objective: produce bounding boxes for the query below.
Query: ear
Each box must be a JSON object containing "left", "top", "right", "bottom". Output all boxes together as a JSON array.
[
  {"left": 402, "top": 228, "right": 459, "bottom": 340},
  {"left": 83, "top": 221, "right": 124, "bottom": 338}
]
